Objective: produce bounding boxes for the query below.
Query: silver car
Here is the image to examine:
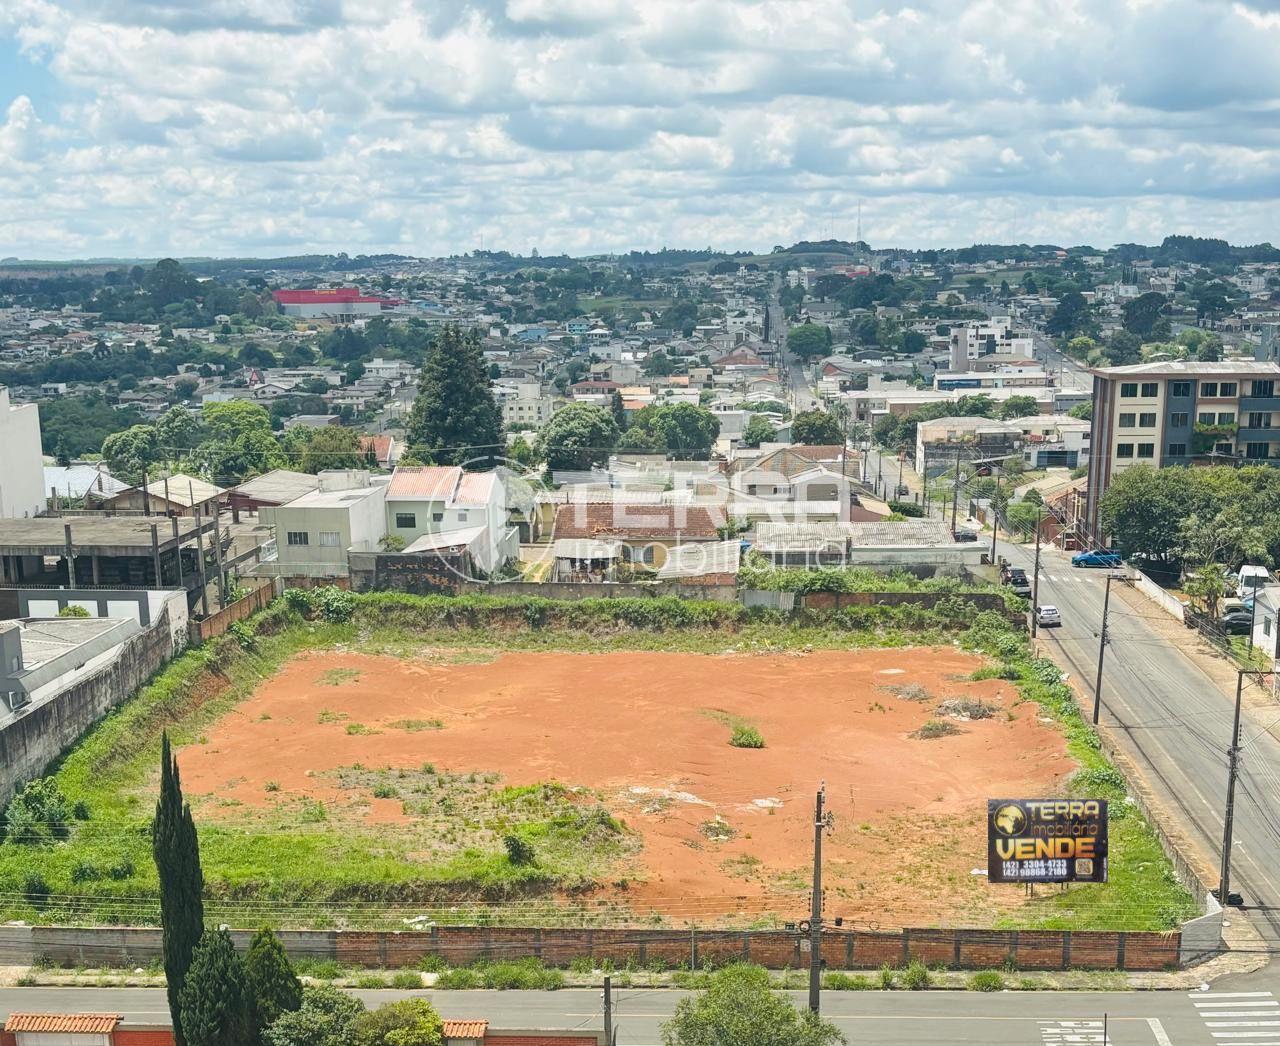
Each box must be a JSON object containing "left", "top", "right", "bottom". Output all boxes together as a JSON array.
[{"left": 1035, "top": 605, "right": 1061, "bottom": 627}]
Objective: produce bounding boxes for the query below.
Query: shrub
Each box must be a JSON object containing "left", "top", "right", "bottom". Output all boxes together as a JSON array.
[
  {"left": 264, "top": 984, "right": 365, "bottom": 1046},
  {"left": 935, "top": 698, "right": 996, "bottom": 721},
  {"left": 503, "top": 834, "right": 536, "bottom": 866},
  {"left": 878, "top": 964, "right": 895, "bottom": 989},
  {"left": 228, "top": 620, "right": 257, "bottom": 651},
  {"left": 390, "top": 970, "right": 423, "bottom": 989},
  {"left": 888, "top": 500, "right": 926, "bottom": 518},
  {"left": 58, "top": 604, "right": 91, "bottom": 618},
  {"left": 481, "top": 959, "right": 565, "bottom": 990},
  {"left": 901, "top": 959, "right": 931, "bottom": 990},
  {"left": 351, "top": 998, "right": 443, "bottom": 1046},
  {"left": 729, "top": 725, "right": 765, "bottom": 749},
  {"left": 968, "top": 970, "right": 1005, "bottom": 992},
  {"left": 434, "top": 967, "right": 482, "bottom": 989},
  {"left": 315, "top": 586, "right": 355, "bottom": 623},
  {"left": 416, "top": 954, "right": 448, "bottom": 973},
  {"left": 71, "top": 861, "right": 102, "bottom": 883},
  {"left": 22, "top": 872, "right": 50, "bottom": 908},
  {"left": 3, "top": 777, "right": 72, "bottom": 844},
  {"left": 282, "top": 588, "right": 315, "bottom": 615},
  {"left": 910, "top": 720, "right": 961, "bottom": 740},
  {"left": 108, "top": 859, "right": 135, "bottom": 881}
]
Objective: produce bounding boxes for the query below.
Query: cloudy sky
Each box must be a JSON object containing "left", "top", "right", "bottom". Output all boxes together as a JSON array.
[{"left": 3, "top": 0, "right": 1280, "bottom": 259}]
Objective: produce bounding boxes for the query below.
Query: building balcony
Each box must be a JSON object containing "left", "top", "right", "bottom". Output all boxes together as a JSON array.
[{"left": 1238, "top": 396, "right": 1280, "bottom": 412}]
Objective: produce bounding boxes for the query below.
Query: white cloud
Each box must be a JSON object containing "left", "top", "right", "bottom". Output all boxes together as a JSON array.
[{"left": 3, "top": 0, "right": 1280, "bottom": 257}]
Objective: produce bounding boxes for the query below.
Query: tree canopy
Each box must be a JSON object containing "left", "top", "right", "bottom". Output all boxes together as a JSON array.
[
  {"left": 741, "top": 414, "right": 776, "bottom": 448},
  {"left": 623, "top": 403, "right": 720, "bottom": 458},
  {"left": 405, "top": 325, "right": 503, "bottom": 468},
  {"left": 536, "top": 403, "right": 619, "bottom": 471},
  {"left": 786, "top": 323, "right": 833, "bottom": 360},
  {"left": 661, "top": 965, "right": 845, "bottom": 1046},
  {"left": 790, "top": 409, "right": 844, "bottom": 445}
]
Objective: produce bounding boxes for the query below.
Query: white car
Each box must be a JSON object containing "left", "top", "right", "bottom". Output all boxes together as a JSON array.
[{"left": 1035, "top": 605, "right": 1061, "bottom": 627}]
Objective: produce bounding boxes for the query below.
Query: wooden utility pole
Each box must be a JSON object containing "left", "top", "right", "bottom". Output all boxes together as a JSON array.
[
  {"left": 808, "top": 785, "right": 826, "bottom": 1014},
  {"left": 1219, "top": 671, "right": 1246, "bottom": 906},
  {"left": 1030, "top": 506, "right": 1044, "bottom": 637},
  {"left": 1092, "top": 574, "right": 1116, "bottom": 725}
]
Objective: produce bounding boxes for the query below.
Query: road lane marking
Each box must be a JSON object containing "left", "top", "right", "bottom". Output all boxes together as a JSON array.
[
  {"left": 1148, "top": 1018, "right": 1174, "bottom": 1046},
  {"left": 1194, "top": 994, "right": 1280, "bottom": 1000}
]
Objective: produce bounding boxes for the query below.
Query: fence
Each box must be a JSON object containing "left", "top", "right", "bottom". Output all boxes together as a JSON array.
[
  {"left": 0, "top": 923, "right": 1181, "bottom": 972},
  {"left": 188, "top": 577, "right": 282, "bottom": 644}
]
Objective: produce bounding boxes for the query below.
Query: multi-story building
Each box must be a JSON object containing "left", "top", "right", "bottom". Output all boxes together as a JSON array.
[
  {"left": 1085, "top": 360, "right": 1280, "bottom": 539},
  {"left": 0, "top": 387, "right": 44, "bottom": 518}
]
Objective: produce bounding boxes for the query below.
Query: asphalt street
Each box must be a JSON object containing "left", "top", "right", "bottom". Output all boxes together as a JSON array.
[
  {"left": 1001, "top": 536, "right": 1280, "bottom": 951},
  {"left": 4, "top": 976, "right": 1279, "bottom": 1044}
]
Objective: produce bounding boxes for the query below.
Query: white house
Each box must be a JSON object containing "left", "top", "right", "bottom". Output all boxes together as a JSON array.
[
  {"left": 384, "top": 466, "right": 516, "bottom": 573},
  {"left": 260, "top": 475, "right": 387, "bottom": 578}
]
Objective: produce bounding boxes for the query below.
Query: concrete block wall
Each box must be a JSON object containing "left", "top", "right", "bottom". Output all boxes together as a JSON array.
[{"left": 0, "top": 608, "right": 174, "bottom": 806}]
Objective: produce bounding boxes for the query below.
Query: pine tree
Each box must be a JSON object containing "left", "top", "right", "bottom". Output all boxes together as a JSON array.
[
  {"left": 153, "top": 732, "right": 206, "bottom": 1046},
  {"left": 405, "top": 325, "right": 502, "bottom": 468},
  {"left": 244, "top": 927, "right": 302, "bottom": 1036},
  {"left": 610, "top": 389, "right": 626, "bottom": 431},
  {"left": 179, "top": 927, "right": 252, "bottom": 1046}
]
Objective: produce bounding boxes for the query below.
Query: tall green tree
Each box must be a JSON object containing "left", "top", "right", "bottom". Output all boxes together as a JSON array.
[
  {"left": 405, "top": 325, "right": 502, "bottom": 467},
  {"left": 535, "top": 403, "right": 618, "bottom": 471},
  {"left": 786, "top": 323, "right": 832, "bottom": 360},
  {"left": 610, "top": 389, "right": 627, "bottom": 431},
  {"left": 153, "top": 732, "right": 206, "bottom": 1046},
  {"left": 245, "top": 927, "right": 303, "bottom": 1038},
  {"left": 625, "top": 403, "right": 720, "bottom": 459},
  {"left": 662, "top": 964, "right": 844, "bottom": 1046},
  {"left": 299, "top": 426, "right": 366, "bottom": 474},
  {"left": 179, "top": 927, "right": 252, "bottom": 1046},
  {"left": 790, "top": 409, "right": 844, "bottom": 446},
  {"left": 741, "top": 415, "right": 776, "bottom": 448},
  {"left": 101, "top": 424, "right": 159, "bottom": 482},
  {"left": 997, "top": 395, "right": 1040, "bottom": 420}
]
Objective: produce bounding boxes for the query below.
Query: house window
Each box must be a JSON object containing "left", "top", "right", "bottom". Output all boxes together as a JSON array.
[
  {"left": 318, "top": 531, "right": 340, "bottom": 547},
  {"left": 1246, "top": 442, "right": 1271, "bottom": 460},
  {"left": 1216, "top": 442, "right": 1234, "bottom": 455},
  {"left": 1168, "top": 443, "right": 1187, "bottom": 457},
  {"left": 1139, "top": 412, "right": 1157, "bottom": 427},
  {"left": 286, "top": 531, "right": 309, "bottom": 546},
  {"left": 395, "top": 512, "right": 416, "bottom": 528},
  {"left": 1120, "top": 382, "right": 1139, "bottom": 398},
  {"left": 1170, "top": 381, "right": 1192, "bottom": 397},
  {"left": 1266, "top": 617, "right": 1273, "bottom": 638},
  {"left": 1218, "top": 412, "right": 1236, "bottom": 425},
  {"left": 1221, "top": 382, "right": 1238, "bottom": 397},
  {"left": 1171, "top": 412, "right": 1189, "bottom": 427},
  {"left": 1118, "top": 413, "right": 1135, "bottom": 428},
  {"left": 1116, "top": 443, "right": 1134, "bottom": 459},
  {"left": 1249, "top": 412, "right": 1273, "bottom": 429},
  {"left": 457, "top": 511, "right": 468, "bottom": 522},
  {"left": 1253, "top": 380, "right": 1275, "bottom": 398},
  {"left": 1137, "top": 443, "right": 1155, "bottom": 458},
  {"left": 1201, "top": 382, "right": 1218, "bottom": 397},
  {"left": 432, "top": 512, "right": 444, "bottom": 523},
  {"left": 1198, "top": 412, "right": 1216, "bottom": 425},
  {"left": 1140, "top": 382, "right": 1159, "bottom": 397}
]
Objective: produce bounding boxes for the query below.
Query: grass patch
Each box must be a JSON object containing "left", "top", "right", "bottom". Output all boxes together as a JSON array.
[
  {"left": 344, "top": 722, "right": 377, "bottom": 736},
  {"left": 386, "top": 719, "right": 444, "bottom": 733},
  {"left": 968, "top": 970, "right": 1005, "bottom": 992},
  {"left": 910, "top": 719, "right": 961, "bottom": 740},
  {"left": 935, "top": 698, "right": 997, "bottom": 721},
  {"left": 317, "top": 668, "right": 361, "bottom": 686},
  {"left": 702, "top": 708, "right": 766, "bottom": 749}
]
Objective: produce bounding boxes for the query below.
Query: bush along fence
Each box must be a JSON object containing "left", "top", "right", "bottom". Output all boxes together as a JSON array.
[{"left": 0, "top": 924, "right": 1182, "bottom": 972}]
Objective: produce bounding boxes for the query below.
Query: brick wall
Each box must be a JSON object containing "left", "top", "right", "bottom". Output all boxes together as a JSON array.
[
  {"left": 189, "top": 577, "right": 282, "bottom": 643},
  {"left": 16, "top": 924, "right": 1182, "bottom": 972}
]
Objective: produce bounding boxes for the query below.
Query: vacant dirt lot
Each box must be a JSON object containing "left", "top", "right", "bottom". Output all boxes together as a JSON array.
[{"left": 180, "top": 647, "right": 1074, "bottom": 925}]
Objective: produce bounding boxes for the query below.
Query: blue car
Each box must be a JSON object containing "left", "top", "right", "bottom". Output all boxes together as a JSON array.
[{"left": 1071, "top": 550, "right": 1123, "bottom": 568}]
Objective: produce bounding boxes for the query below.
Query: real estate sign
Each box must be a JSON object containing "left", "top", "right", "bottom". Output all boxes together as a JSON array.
[{"left": 987, "top": 799, "right": 1108, "bottom": 883}]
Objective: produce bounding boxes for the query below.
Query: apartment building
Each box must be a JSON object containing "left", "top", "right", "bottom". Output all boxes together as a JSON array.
[{"left": 1085, "top": 360, "right": 1280, "bottom": 538}]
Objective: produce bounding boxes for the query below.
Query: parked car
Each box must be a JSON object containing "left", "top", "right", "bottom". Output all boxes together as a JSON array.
[
  {"left": 1071, "top": 550, "right": 1123, "bottom": 569},
  {"left": 1221, "top": 609, "right": 1253, "bottom": 635},
  {"left": 1035, "top": 605, "right": 1062, "bottom": 627},
  {"left": 895, "top": 484, "right": 910, "bottom": 497},
  {"left": 952, "top": 528, "right": 978, "bottom": 542}
]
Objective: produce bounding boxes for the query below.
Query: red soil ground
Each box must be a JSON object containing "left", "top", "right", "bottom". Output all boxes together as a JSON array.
[{"left": 180, "top": 648, "right": 1074, "bottom": 925}]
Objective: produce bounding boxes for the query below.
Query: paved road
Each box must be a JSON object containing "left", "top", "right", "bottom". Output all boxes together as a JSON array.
[
  {"left": 999, "top": 538, "right": 1280, "bottom": 950},
  {"left": 5, "top": 975, "right": 1279, "bottom": 1044},
  {"left": 1034, "top": 331, "right": 1093, "bottom": 393}
]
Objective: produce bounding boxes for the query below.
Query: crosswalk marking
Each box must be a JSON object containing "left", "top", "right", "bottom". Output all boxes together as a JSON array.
[
  {"left": 1038, "top": 1019, "right": 1110, "bottom": 1044},
  {"left": 1191, "top": 990, "right": 1279, "bottom": 1041}
]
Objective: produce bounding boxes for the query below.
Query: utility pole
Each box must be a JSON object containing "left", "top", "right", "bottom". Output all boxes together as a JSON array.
[
  {"left": 603, "top": 974, "right": 614, "bottom": 1045},
  {"left": 1219, "top": 670, "right": 1246, "bottom": 906},
  {"left": 1030, "top": 505, "right": 1044, "bottom": 637},
  {"left": 989, "top": 470, "right": 1002, "bottom": 565},
  {"left": 808, "top": 784, "right": 826, "bottom": 1014},
  {"left": 896, "top": 454, "right": 904, "bottom": 499},
  {"left": 950, "top": 445, "right": 962, "bottom": 534},
  {"left": 1092, "top": 574, "right": 1117, "bottom": 725}
]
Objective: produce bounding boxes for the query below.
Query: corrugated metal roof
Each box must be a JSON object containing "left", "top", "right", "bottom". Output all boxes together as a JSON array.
[
  {"left": 387, "top": 465, "right": 461, "bottom": 499},
  {"left": 5, "top": 1013, "right": 121, "bottom": 1033},
  {"left": 442, "top": 1019, "right": 489, "bottom": 1037}
]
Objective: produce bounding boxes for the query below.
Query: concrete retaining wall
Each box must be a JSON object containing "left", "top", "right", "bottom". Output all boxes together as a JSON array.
[
  {"left": 0, "top": 608, "right": 174, "bottom": 806},
  {"left": 12, "top": 924, "right": 1181, "bottom": 972}
]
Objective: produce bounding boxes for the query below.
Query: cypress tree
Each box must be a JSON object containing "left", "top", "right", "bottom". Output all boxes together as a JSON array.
[
  {"left": 405, "top": 324, "right": 502, "bottom": 468},
  {"left": 153, "top": 732, "right": 205, "bottom": 1046},
  {"left": 244, "top": 926, "right": 302, "bottom": 1037},
  {"left": 178, "top": 927, "right": 252, "bottom": 1046}
]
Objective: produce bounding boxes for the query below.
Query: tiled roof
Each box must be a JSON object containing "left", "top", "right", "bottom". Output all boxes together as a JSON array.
[
  {"left": 553, "top": 503, "right": 722, "bottom": 540},
  {"left": 359, "top": 434, "right": 394, "bottom": 462},
  {"left": 387, "top": 465, "right": 461, "bottom": 499},
  {"left": 5, "top": 1013, "right": 121, "bottom": 1033},
  {"left": 442, "top": 1018, "right": 489, "bottom": 1037},
  {"left": 454, "top": 471, "right": 497, "bottom": 505}
]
